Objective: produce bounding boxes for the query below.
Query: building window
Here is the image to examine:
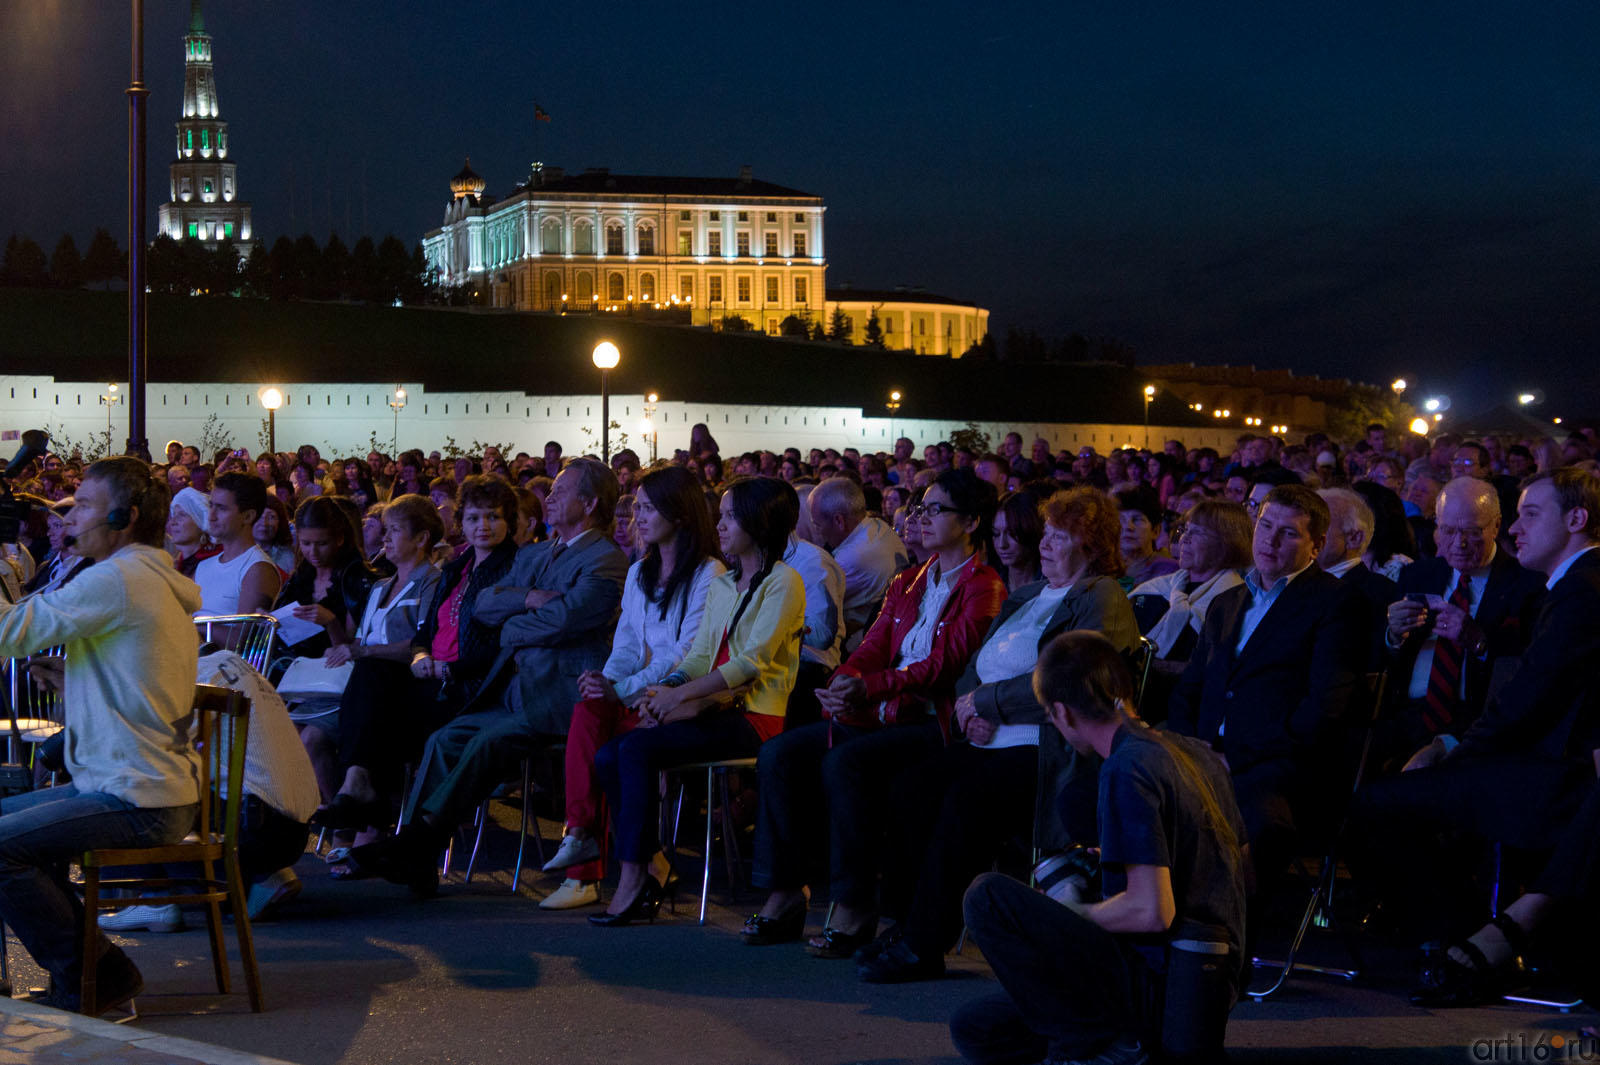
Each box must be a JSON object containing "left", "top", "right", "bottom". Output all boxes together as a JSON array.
[
  {"left": 765, "top": 276, "right": 779, "bottom": 303},
  {"left": 608, "top": 272, "right": 625, "bottom": 301},
  {"left": 766, "top": 212, "right": 777, "bottom": 222},
  {"left": 187, "top": 222, "right": 198, "bottom": 238},
  {"left": 541, "top": 218, "right": 562, "bottom": 254},
  {"left": 680, "top": 210, "right": 691, "bottom": 221},
  {"left": 736, "top": 276, "right": 751, "bottom": 303},
  {"left": 793, "top": 233, "right": 807, "bottom": 256},
  {"left": 737, "top": 211, "right": 749, "bottom": 222},
  {"left": 709, "top": 210, "right": 720, "bottom": 221},
  {"left": 576, "top": 271, "right": 594, "bottom": 301},
  {"left": 736, "top": 232, "right": 750, "bottom": 256},
  {"left": 794, "top": 277, "right": 808, "bottom": 304},
  {"left": 794, "top": 212, "right": 805, "bottom": 223},
  {"left": 766, "top": 318, "right": 780, "bottom": 335},
  {"left": 223, "top": 222, "right": 234, "bottom": 238},
  {"left": 708, "top": 232, "right": 722, "bottom": 256},
  {"left": 185, "top": 129, "right": 193, "bottom": 152},
  {"left": 201, "top": 129, "right": 209, "bottom": 151},
  {"left": 637, "top": 226, "right": 654, "bottom": 256},
  {"left": 677, "top": 230, "right": 691, "bottom": 255},
  {"left": 639, "top": 272, "right": 656, "bottom": 300},
  {"left": 680, "top": 275, "right": 694, "bottom": 301},
  {"left": 605, "top": 224, "right": 624, "bottom": 256},
  {"left": 708, "top": 275, "right": 723, "bottom": 303},
  {"left": 545, "top": 272, "right": 562, "bottom": 305},
  {"left": 203, "top": 179, "right": 213, "bottom": 195},
  {"left": 574, "top": 222, "right": 594, "bottom": 255},
  {"left": 764, "top": 233, "right": 778, "bottom": 256}
]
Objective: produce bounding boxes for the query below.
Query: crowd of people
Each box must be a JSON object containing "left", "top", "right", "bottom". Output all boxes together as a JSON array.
[{"left": 2, "top": 417, "right": 1599, "bottom": 1062}]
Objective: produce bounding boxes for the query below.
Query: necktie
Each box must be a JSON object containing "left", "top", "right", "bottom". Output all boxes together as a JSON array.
[{"left": 1421, "top": 579, "right": 1474, "bottom": 734}]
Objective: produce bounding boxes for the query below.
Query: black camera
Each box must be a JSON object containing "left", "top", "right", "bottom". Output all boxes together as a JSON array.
[{"left": 0, "top": 430, "right": 52, "bottom": 545}]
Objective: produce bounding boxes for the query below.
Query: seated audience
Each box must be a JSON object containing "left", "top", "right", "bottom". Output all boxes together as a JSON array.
[
  {"left": 166, "top": 486, "right": 217, "bottom": 578},
  {"left": 1317, "top": 487, "right": 1401, "bottom": 667},
  {"left": 195, "top": 472, "right": 281, "bottom": 616},
  {"left": 992, "top": 488, "right": 1047, "bottom": 591},
  {"left": 253, "top": 493, "right": 296, "bottom": 576},
  {"left": 1115, "top": 488, "right": 1179, "bottom": 591},
  {"left": 807, "top": 478, "right": 908, "bottom": 653},
  {"left": 271, "top": 497, "right": 379, "bottom": 664},
  {"left": 591, "top": 476, "right": 805, "bottom": 926},
  {"left": 1129, "top": 499, "right": 1251, "bottom": 663}
]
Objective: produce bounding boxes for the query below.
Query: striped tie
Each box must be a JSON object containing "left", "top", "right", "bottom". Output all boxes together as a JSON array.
[{"left": 1421, "top": 579, "right": 1475, "bottom": 733}]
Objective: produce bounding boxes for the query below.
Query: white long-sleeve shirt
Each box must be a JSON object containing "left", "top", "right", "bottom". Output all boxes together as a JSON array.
[{"left": 603, "top": 557, "right": 725, "bottom": 702}]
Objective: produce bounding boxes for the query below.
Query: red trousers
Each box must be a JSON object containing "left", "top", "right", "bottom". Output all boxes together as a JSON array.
[{"left": 562, "top": 696, "right": 640, "bottom": 879}]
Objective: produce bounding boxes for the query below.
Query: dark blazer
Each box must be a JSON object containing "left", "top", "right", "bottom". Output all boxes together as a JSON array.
[
  {"left": 1168, "top": 565, "right": 1367, "bottom": 774},
  {"left": 1337, "top": 561, "right": 1401, "bottom": 670},
  {"left": 411, "top": 540, "right": 518, "bottom": 694},
  {"left": 1389, "top": 550, "right": 1545, "bottom": 733},
  {"left": 472, "top": 529, "right": 629, "bottom": 736},
  {"left": 1457, "top": 548, "right": 1600, "bottom": 761}
]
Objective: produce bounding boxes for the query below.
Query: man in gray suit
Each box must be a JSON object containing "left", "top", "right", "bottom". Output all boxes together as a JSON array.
[{"left": 352, "top": 458, "right": 628, "bottom": 895}]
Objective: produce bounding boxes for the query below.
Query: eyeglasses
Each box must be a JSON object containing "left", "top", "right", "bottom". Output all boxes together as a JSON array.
[
  {"left": 908, "top": 503, "right": 966, "bottom": 519},
  {"left": 1437, "top": 525, "right": 1486, "bottom": 542}
]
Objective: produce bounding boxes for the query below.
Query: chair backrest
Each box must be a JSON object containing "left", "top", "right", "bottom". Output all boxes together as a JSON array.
[
  {"left": 1345, "top": 670, "right": 1388, "bottom": 797},
  {"left": 196, "top": 614, "right": 280, "bottom": 673},
  {"left": 4, "top": 645, "right": 66, "bottom": 750},
  {"left": 1132, "top": 635, "right": 1157, "bottom": 712},
  {"left": 190, "top": 683, "right": 251, "bottom": 852}
]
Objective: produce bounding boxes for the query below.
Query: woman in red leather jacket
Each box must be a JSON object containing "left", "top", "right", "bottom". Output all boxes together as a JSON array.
[{"left": 741, "top": 467, "right": 1005, "bottom": 952}]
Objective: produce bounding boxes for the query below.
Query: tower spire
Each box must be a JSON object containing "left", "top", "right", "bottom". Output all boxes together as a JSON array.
[{"left": 189, "top": 0, "right": 204, "bottom": 34}]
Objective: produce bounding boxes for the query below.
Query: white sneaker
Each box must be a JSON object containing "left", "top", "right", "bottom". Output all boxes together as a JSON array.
[
  {"left": 539, "top": 878, "right": 601, "bottom": 910},
  {"left": 99, "top": 903, "right": 185, "bottom": 933},
  {"left": 540, "top": 833, "right": 601, "bottom": 873}
]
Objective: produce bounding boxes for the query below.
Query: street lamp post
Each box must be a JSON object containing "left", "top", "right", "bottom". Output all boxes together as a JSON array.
[
  {"left": 126, "top": 0, "right": 149, "bottom": 458},
  {"left": 258, "top": 387, "right": 283, "bottom": 453},
  {"left": 641, "top": 391, "right": 660, "bottom": 463},
  {"left": 389, "top": 386, "right": 407, "bottom": 454},
  {"left": 592, "top": 341, "right": 620, "bottom": 463},
  {"left": 885, "top": 389, "right": 902, "bottom": 444},
  {"left": 1143, "top": 384, "right": 1155, "bottom": 449},
  {"left": 101, "top": 383, "right": 122, "bottom": 440}
]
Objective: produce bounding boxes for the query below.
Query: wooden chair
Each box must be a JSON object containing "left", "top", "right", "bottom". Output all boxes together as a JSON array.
[{"left": 80, "top": 684, "right": 263, "bottom": 1015}]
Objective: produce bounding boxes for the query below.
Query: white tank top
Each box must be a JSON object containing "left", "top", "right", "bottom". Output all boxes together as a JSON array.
[{"left": 194, "top": 545, "right": 276, "bottom": 617}]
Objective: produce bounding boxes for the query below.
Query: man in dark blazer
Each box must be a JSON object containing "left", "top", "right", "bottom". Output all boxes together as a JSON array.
[
  {"left": 1355, "top": 468, "right": 1600, "bottom": 940},
  {"left": 1168, "top": 484, "right": 1368, "bottom": 882},
  {"left": 355, "top": 459, "right": 628, "bottom": 894},
  {"left": 1378, "top": 478, "right": 1544, "bottom": 765},
  {"left": 1316, "top": 487, "right": 1401, "bottom": 669}
]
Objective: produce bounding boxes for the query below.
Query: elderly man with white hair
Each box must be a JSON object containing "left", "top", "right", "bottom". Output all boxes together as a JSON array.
[
  {"left": 1317, "top": 487, "right": 1401, "bottom": 668},
  {"left": 808, "top": 477, "right": 906, "bottom": 653}
]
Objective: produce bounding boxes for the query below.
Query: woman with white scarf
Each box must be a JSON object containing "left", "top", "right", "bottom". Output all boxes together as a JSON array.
[{"left": 1129, "top": 499, "right": 1253, "bottom": 662}]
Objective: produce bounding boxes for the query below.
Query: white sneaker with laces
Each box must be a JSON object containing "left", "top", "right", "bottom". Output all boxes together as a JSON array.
[
  {"left": 98, "top": 903, "right": 185, "bottom": 934},
  {"left": 541, "top": 833, "right": 601, "bottom": 873},
  {"left": 539, "top": 878, "right": 601, "bottom": 910}
]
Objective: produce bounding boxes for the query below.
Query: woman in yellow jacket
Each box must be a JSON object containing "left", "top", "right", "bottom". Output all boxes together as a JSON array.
[{"left": 591, "top": 476, "right": 806, "bottom": 926}]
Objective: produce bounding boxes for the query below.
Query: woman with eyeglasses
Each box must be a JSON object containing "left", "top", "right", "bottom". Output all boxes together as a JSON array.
[
  {"left": 846, "top": 487, "right": 1139, "bottom": 982},
  {"left": 742, "top": 470, "right": 1005, "bottom": 951},
  {"left": 1129, "top": 500, "right": 1251, "bottom": 663}
]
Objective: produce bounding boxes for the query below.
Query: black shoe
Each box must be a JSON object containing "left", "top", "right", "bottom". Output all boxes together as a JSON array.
[
  {"left": 741, "top": 905, "right": 806, "bottom": 946},
  {"left": 27, "top": 948, "right": 145, "bottom": 1016},
  {"left": 589, "top": 877, "right": 662, "bottom": 927},
  {"left": 852, "top": 923, "right": 902, "bottom": 964},
  {"left": 857, "top": 936, "right": 945, "bottom": 984},
  {"left": 806, "top": 923, "right": 878, "bottom": 960},
  {"left": 309, "top": 793, "right": 390, "bottom": 832},
  {"left": 1409, "top": 934, "right": 1526, "bottom": 1008}
]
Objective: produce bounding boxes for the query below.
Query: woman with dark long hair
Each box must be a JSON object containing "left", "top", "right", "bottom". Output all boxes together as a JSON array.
[
  {"left": 538, "top": 466, "right": 726, "bottom": 909},
  {"left": 271, "top": 496, "right": 378, "bottom": 664},
  {"left": 589, "top": 476, "right": 806, "bottom": 926},
  {"left": 992, "top": 488, "right": 1047, "bottom": 590}
]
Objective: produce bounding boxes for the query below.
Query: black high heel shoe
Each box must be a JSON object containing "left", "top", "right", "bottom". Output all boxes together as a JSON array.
[
  {"left": 588, "top": 877, "right": 663, "bottom": 927},
  {"left": 741, "top": 903, "right": 806, "bottom": 946}
]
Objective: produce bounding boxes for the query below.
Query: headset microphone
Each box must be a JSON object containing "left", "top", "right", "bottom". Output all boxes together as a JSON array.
[{"left": 62, "top": 508, "right": 129, "bottom": 549}]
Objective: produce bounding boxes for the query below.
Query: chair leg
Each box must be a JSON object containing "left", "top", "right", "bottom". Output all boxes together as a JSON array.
[
  {"left": 1248, "top": 862, "right": 1331, "bottom": 1000},
  {"left": 201, "top": 859, "right": 231, "bottom": 994},
  {"left": 226, "top": 851, "right": 265, "bottom": 1012},
  {"left": 464, "top": 801, "right": 490, "bottom": 884},
  {"left": 699, "top": 765, "right": 715, "bottom": 925},
  {"left": 718, "top": 769, "right": 743, "bottom": 901},
  {"left": 512, "top": 757, "right": 533, "bottom": 894},
  {"left": 80, "top": 867, "right": 101, "bottom": 1017}
]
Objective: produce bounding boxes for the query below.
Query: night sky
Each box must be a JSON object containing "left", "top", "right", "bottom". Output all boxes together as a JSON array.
[{"left": 4, "top": 2, "right": 1598, "bottom": 418}]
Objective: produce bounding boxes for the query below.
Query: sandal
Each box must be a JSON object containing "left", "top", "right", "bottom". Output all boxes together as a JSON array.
[
  {"left": 806, "top": 924, "right": 877, "bottom": 960},
  {"left": 741, "top": 905, "right": 806, "bottom": 946},
  {"left": 1409, "top": 915, "right": 1530, "bottom": 1008},
  {"left": 310, "top": 793, "right": 390, "bottom": 832}
]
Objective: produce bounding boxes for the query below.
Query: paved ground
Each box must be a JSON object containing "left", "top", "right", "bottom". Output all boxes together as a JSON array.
[{"left": 3, "top": 810, "right": 1594, "bottom": 1065}]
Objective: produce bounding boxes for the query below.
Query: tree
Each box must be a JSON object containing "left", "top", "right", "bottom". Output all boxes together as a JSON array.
[
  {"left": 810, "top": 321, "right": 826, "bottom": 341},
  {"left": 375, "top": 235, "right": 411, "bottom": 304},
  {"left": 779, "top": 314, "right": 810, "bottom": 338},
  {"left": 318, "top": 232, "right": 351, "bottom": 300},
  {"left": 405, "top": 243, "right": 433, "bottom": 305},
  {"left": 2, "top": 235, "right": 48, "bottom": 286},
  {"left": 291, "top": 234, "right": 321, "bottom": 299},
  {"left": 49, "top": 234, "right": 83, "bottom": 287},
  {"left": 82, "top": 228, "right": 123, "bottom": 288},
  {"left": 960, "top": 333, "right": 997, "bottom": 360},
  {"left": 266, "top": 235, "right": 298, "bottom": 300},
  {"left": 949, "top": 422, "right": 992, "bottom": 456},
  {"left": 720, "top": 314, "right": 753, "bottom": 332},
  {"left": 863, "top": 306, "right": 885, "bottom": 348},
  {"left": 350, "top": 235, "right": 377, "bottom": 302},
  {"left": 146, "top": 234, "right": 186, "bottom": 293},
  {"left": 240, "top": 243, "right": 270, "bottom": 297},
  {"left": 827, "top": 307, "right": 852, "bottom": 342},
  {"left": 204, "top": 237, "right": 242, "bottom": 295}
]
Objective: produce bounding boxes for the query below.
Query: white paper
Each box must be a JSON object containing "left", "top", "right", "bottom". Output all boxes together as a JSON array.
[{"left": 269, "top": 604, "right": 325, "bottom": 646}]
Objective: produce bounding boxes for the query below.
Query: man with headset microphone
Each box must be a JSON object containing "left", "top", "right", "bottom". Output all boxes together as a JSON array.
[{"left": 0, "top": 455, "right": 204, "bottom": 1014}]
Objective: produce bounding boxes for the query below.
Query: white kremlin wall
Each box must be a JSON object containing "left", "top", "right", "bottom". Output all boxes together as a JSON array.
[{"left": 0, "top": 375, "right": 1241, "bottom": 460}]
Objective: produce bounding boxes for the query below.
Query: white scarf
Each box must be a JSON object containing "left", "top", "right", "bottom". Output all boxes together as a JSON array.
[{"left": 1138, "top": 568, "right": 1243, "bottom": 659}]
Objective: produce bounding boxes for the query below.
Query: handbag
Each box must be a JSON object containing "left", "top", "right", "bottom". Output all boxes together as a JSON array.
[{"left": 276, "top": 655, "right": 354, "bottom": 698}]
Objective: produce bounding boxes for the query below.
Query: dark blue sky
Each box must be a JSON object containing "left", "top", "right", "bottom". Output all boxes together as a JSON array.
[{"left": 4, "top": 2, "right": 1598, "bottom": 416}]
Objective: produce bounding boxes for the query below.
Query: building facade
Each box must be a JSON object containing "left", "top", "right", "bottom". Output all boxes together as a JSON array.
[
  {"left": 156, "top": 0, "right": 253, "bottom": 252},
  {"left": 423, "top": 164, "right": 826, "bottom": 332},
  {"left": 824, "top": 288, "right": 989, "bottom": 357}
]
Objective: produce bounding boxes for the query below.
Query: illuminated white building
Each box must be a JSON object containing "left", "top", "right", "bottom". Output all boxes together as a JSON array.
[
  {"left": 423, "top": 163, "right": 825, "bottom": 332},
  {"left": 156, "top": 0, "right": 253, "bottom": 252},
  {"left": 824, "top": 288, "right": 989, "bottom": 357}
]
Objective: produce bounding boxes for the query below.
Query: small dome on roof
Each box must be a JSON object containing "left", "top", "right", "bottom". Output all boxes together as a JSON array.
[{"left": 450, "top": 157, "right": 486, "bottom": 200}]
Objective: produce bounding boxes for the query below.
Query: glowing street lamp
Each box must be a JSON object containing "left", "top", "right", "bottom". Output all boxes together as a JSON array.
[
  {"left": 641, "top": 391, "right": 660, "bottom": 463},
  {"left": 886, "top": 388, "right": 903, "bottom": 443},
  {"left": 1518, "top": 393, "right": 1537, "bottom": 406},
  {"left": 258, "top": 386, "right": 283, "bottom": 452},
  {"left": 592, "top": 341, "right": 620, "bottom": 463},
  {"left": 388, "top": 385, "right": 407, "bottom": 454},
  {"left": 1391, "top": 378, "right": 1408, "bottom": 395},
  {"left": 1409, "top": 417, "right": 1431, "bottom": 435},
  {"left": 1142, "top": 384, "right": 1155, "bottom": 448},
  {"left": 101, "top": 382, "right": 122, "bottom": 438}
]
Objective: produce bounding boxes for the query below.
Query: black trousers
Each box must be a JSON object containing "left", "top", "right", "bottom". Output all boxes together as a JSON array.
[
  {"left": 336, "top": 659, "right": 450, "bottom": 791},
  {"left": 752, "top": 719, "right": 873, "bottom": 892},
  {"left": 950, "top": 873, "right": 1162, "bottom": 1063},
  {"left": 884, "top": 742, "right": 1038, "bottom": 958}
]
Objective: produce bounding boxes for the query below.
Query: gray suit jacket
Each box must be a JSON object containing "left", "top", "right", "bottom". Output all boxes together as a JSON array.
[{"left": 470, "top": 529, "right": 629, "bottom": 735}]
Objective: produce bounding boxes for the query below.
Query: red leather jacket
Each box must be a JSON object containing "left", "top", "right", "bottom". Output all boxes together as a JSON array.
[{"left": 835, "top": 555, "right": 1006, "bottom": 738}]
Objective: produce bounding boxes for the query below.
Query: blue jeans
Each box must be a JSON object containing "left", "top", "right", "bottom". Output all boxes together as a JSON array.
[
  {"left": 0, "top": 785, "right": 197, "bottom": 987},
  {"left": 595, "top": 714, "right": 762, "bottom": 863}
]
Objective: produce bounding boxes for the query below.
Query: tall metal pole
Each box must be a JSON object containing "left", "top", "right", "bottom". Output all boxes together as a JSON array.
[
  {"left": 600, "top": 369, "right": 610, "bottom": 464},
  {"left": 126, "top": 0, "right": 150, "bottom": 458}
]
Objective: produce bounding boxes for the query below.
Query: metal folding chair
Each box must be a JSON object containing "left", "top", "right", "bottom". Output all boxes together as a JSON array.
[
  {"left": 663, "top": 757, "right": 756, "bottom": 925},
  {"left": 194, "top": 614, "right": 280, "bottom": 672}
]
